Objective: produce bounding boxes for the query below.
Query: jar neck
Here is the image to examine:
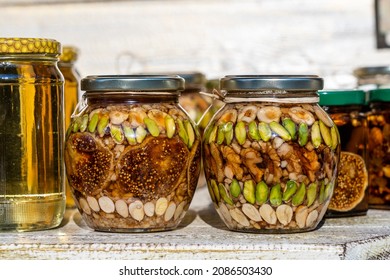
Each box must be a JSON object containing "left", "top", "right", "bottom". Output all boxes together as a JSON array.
[
  {"left": 0, "top": 53, "right": 59, "bottom": 63},
  {"left": 85, "top": 91, "right": 180, "bottom": 105},
  {"left": 222, "top": 90, "right": 319, "bottom": 104}
]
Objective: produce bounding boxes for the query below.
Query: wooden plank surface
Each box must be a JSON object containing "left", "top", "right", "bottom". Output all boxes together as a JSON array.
[{"left": 1, "top": 187, "right": 389, "bottom": 260}]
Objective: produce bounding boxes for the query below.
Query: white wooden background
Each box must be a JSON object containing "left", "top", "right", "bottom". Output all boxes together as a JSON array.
[{"left": 1, "top": 0, "right": 390, "bottom": 88}]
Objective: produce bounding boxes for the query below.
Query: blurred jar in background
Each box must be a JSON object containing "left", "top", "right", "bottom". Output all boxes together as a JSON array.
[
  {"left": 59, "top": 46, "right": 80, "bottom": 208},
  {"left": 367, "top": 88, "right": 390, "bottom": 209},
  {"left": 319, "top": 90, "right": 369, "bottom": 217},
  {"left": 353, "top": 66, "right": 390, "bottom": 91}
]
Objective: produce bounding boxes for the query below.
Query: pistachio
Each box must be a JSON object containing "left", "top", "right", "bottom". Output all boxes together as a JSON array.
[
  {"left": 242, "top": 203, "right": 262, "bottom": 222},
  {"left": 88, "top": 113, "right": 100, "bottom": 133},
  {"left": 258, "top": 122, "right": 272, "bottom": 142},
  {"left": 314, "top": 106, "right": 333, "bottom": 127},
  {"left": 219, "top": 183, "right": 234, "bottom": 206},
  {"left": 210, "top": 179, "right": 221, "bottom": 202},
  {"left": 311, "top": 121, "right": 322, "bottom": 148},
  {"left": 256, "top": 181, "right": 269, "bottom": 205},
  {"left": 79, "top": 114, "right": 89, "bottom": 132},
  {"left": 115, "top": 199, "right": 129, "bottom": 218},
  {"left": 306, "top": 182, "right": 317, "bottom": 207},
  {"left": 207, "top": 125, "right": 218, "bottom": 144},
  {"left": 184, "top": 120, "right": 195, "bottom": 148},
  {"left": 217, "top": 125, "right": 225, "bottom": 145},
  {"left": 97, "top": 114, "right": 109, "bottom": 136},
  {"left": 269, "top": 121, "right": 291, "bottom": 141},
  {"left": 110, "top": 124, "right": 124, "bottom": 144},
  {"left": 98, "top": 196, "right": 115, "bottom": 214},
  {"left": 282, "top": 118, "right": 296, "bottom": 140},
  {"left": 230, "top": 179, "right": 241, "bottom": 198},
  {"left": 177, "top": 119, "right": 189, "bottom": 145},
  {"left": 319, "top": 120, "right": 332, "bottom": 148},
  {"left": 330, "top": 126, "right": 339, "bottom": 150},
  {"left": 72, "top": 116, "right": 82, "bottom": 133},
  {"left": 135, "top": 125, "right": 147, "bottom": 143},
  {"left": 235, "top": 121, "right": 247, "bottom": 145},
  {"left": 147, "top": 109, "right": 168, "bottom": 129},
  {"left": 129, "top": 200, "right": 145, "bottom": 222},
  {"left": 144, "top": 201, "right": 155, "bottom": 217},
  {"left": 122, "top": 123, "right": 137, "bottom": 145},
  {"left": 319, "top": 181, "right": 326, "bottom": 203},
  {"left": 174, "top": 201, "right": 186, "bottom": 221},
  {"left": 109, "top": 110, "right": 128, "bottom": 125},
  {"left": 164, "top": 201, "right": 176, "bottom": 222},
  {"left": 257, "top": 106, "right": 282, "bottom": 123},
  {"left": 238, "top": 105, "right": 258, "bottom": 123},
  {"left": 276, "top": 204, "right": 293, "bottom": 226},
  {"left": 87, "top": 196, "right": 100, "bottom": 212},
  {"left": 144, "top": 117, "right": 160, "bottom": 137},
  {"left": 259, "top": 204, "right": 277, "bottom": 225},
  {"left": 282, "top": 180, "right": 298, "bottom": 202},
  {"left": 288, "top": 106, "right": 315, "bottom": 126},
  {"left": 223, "top": 122, "right": 234, "bottom": 145},
  {"left": 207, "top": 182, "right": 216, "bottom": 203},
  {"left": 324, "top": 182, "right": 333, "bottom": 201},
  {"left": 298, "top": 123, "right": 309, "bottom": 146},
  {"left": 295, "top": 205, "right": 309, "bottom": 228},
  {"left": 243, "top": 179, "right": 256, "bottom": 204},
  {"left": 79, "top": 198, "right": 91, "bottom": 215},
  {"left": 155, "top": 197, "right": 168, "bottom": 216},
  {"left": 306, "top": 209, "right": 319, "bottom": 228},
  {"left": 292, "top": 182, "right": 306, "bottom": 206},
  {"left": 248, "top": 121, "right": 261, "bottom": 141},
  {"left": 230, "top": 208, "right": 250, "bottom": 227},
  {"left": 270, "top": 183, "right": 282, "bottom": 207},
  {"left": 165, "top": 115, "right": 176, "bottom": 138}
]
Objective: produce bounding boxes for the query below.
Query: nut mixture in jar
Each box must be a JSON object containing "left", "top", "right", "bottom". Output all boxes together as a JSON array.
[
  {"left": 367, "top": 88, "right": 390, "bottom": 209},
  {"left": 319, "top": 90, "right": 369, "bottom": 217},
  {"left": 203, "top": 75, "right": 340, "bottom": 233},
  {"left": 64, "top": 75, "right": 202, "bottom": 232}
]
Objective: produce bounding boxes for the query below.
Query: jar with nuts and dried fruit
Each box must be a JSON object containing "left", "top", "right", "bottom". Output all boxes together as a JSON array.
[
  {"left": 64, "top": 75, "right": 202, "bottom": 232},
  {"left": 319, "top": 90, "right": 369, "bottom": 217},
  {"left": 203, "top": 75, "right": 340, "bottom": 233},
  {"left": 367, "top": 88, "right": 390, "bottom": 209}
]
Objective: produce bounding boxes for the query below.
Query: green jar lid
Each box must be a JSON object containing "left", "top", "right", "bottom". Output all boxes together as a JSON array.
[
  {"left": 369, "top": 88, "right": 390, "bottom": 102},
  {"left": 318, "top": 89, "right": 366, "bottom": 106}
]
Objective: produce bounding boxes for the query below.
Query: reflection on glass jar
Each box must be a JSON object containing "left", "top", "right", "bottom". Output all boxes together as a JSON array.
[
  {"left": 367, "top": 88, "right": 390, "bottom": 209},
  {"left": 0, "top": 38, "right": 65, "bottom": 231},
  {"left": 59, "top": 45, "right": 81, "bottom": 208},
  {"left": 319, "top": 90, "right": 368, "bottom": 217},
  {"left": 64, "top": 75, "right": 201, "bottom": 232},
  {"left": 203, "top": 75, "right": 340, "bottom": 233}
]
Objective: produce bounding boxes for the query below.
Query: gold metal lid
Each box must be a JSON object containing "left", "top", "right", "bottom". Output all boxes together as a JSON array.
[
  {"left": 59, "top": 46, "right": 79, "bottom": 63},
  {"left": 0, "top": 37, "right": 61, "bottom": 55}
]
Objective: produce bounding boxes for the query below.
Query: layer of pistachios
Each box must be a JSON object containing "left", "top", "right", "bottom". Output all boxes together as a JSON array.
[
  {"left": 64, "top": 103, "right": 201, "bottom": 231},
  {"left": 203, "top": 103, "right": 340, "bottom": 232}
]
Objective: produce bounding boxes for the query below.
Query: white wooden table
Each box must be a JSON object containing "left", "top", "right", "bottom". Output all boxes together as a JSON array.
[{"left": 1, "top": 187, "right": 390, "bottom": 260}]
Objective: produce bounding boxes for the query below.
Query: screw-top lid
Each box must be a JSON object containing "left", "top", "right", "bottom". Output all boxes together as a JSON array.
[
  {"left": 220, "top": 75, "right": 324, "bottom": 91},
  {"left": 369, "top": 88, "right": 390, "bottom": 102},
  {"left": 81, "top": 75, "right": 185, "bottom": 93},
  {"left": 318, "top": 89, "right": 366, "bottom": 106},
  {"left": 176, "top": 72, "right": 206, "bottom": 90},
  {"left": 0, "top": 37, "right": 61, "bottom": 55},
  {"left": 353, "top": 66, "right": 390, "bottom": 77},
  {"left": 59, "top": 46, "right": 79, "bottom": 63}
]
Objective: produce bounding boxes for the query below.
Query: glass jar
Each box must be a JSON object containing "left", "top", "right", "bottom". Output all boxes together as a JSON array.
[
  {"left": 64, "top": 75, "right": 202, "bottom": 232},
  {"left": 319, "top": 90, "right": 369, "bottom": 217},
  {"left": 367, "top": 88, "right": 390, "bottom": 209},
  {"left": 0, "top": 38, "right": 65, "bottom": 231},
  {"left": 59, "top": 45, "right": 80, "bottom": 208},
  {"left": 203, "top": 75, "right": 340, "bottom": 233},
  {"left": 353, "top": 66, "right": 390, "bottom": 91}
]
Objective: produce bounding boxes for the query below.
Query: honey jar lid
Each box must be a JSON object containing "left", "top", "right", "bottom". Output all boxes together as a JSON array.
[
  {"left": 318, "top": 89, "right": 366, "bottom": 106},
  {"left": 220, "top": 75, "right": 323, "bottom": 91},
  {"left": 0, "top": 37, "right": 61, "bottom": 55},
  {"left": 369, "top": 88, "right": 390, "bottom": 102},
  {"left": 81, "top": 75, "right": 185, "bottom": 93},
  {"left": 59, "top": 46, "right": 79, "bottom": 63},
  {"left": 353, "top": 66, "right": 390, "bottom": 77}
]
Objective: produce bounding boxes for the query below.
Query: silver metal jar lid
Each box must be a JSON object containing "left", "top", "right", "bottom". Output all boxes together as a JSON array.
[
  {"left": 220, "top": 75, "right": 324, "bottom": 91},
  {"left": 353, "top": 66, "right": 390, "bottom": 77},
  {"left": 81, "top": 75, "right": 185, "bottom": 92}
]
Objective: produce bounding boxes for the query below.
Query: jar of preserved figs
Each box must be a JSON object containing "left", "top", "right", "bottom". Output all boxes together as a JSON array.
[
  {"left": 353, "top": 66, "right": 390, "bottom": 90},
  {"left": 0, "top": 38, "right": 65, "bottom": 231},
  {"left": 64, "top": 75, "right": 201, "bottom": 232},
  {"left": 367, "top": 88, "right": 390, "bottom": 209},
  {"left": 59, "top": 45, "right": 80, "bottom": 208},
  {"left": 319, "top": 90, "right": 368, "bottom": 217},
  {"left": 203, "top": 75, "right": 340, "bottom": 233}
]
